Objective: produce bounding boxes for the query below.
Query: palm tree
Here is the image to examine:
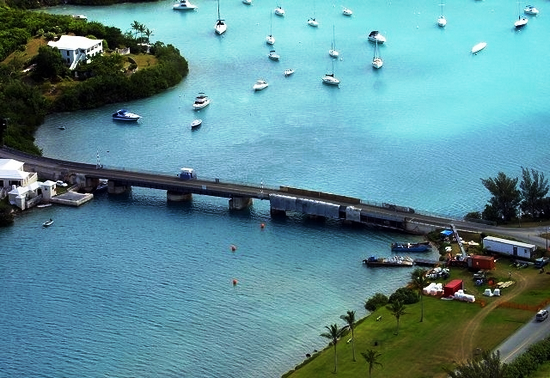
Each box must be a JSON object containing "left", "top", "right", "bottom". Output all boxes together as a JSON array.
[
  {"left": 320, "top": 323, "right": 348, "bottom": 373},
  {"left": 361, "top": 349, "right": 383, "bottom": 378},
  {"left": 131, "top": 20, "right": 142, "bottom": 39},
  {"left": 410, "top": 268, "right": 428, "bottom": 322},
  {"left": 386, "top": 299, "right": 407, "bottom": 335},
  {"left": 340, "top": 310, "right": 357, "bottom": 361}
]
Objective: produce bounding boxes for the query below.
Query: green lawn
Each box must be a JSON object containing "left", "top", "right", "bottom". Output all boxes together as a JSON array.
[{"left": 283, "top": 258, "right": 550, "bottom": 378}]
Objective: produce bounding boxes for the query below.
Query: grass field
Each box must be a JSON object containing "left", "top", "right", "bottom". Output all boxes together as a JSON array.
[{"left": 283, "top": 258, "right": 550, "bottom": 378}]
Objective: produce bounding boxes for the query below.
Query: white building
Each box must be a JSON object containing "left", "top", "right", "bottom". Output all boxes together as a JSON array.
[
  {"left": 48, "top": 35, "right": 103, "bottom": 70},
  {"left": 0, "top": 159, "right": 37, "bottom": 188},
  {"left": 483, "top": 236, "right": 537, "bottom": 259}
]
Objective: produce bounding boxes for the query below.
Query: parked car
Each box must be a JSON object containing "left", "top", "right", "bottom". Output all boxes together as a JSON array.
[{"left": 536, "top": 309, "right": 548, "bottom": 322}]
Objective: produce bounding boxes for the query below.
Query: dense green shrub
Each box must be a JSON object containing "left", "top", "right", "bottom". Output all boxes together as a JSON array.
[
  {"left": 364, "top": 293, "right": 389, "bottom": 312},
  {"left": 389, "top": 287, "right": 419, "bottom": 305}
]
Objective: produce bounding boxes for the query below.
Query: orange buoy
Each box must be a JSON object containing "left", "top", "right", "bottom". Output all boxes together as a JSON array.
[
  {"left": 230, "top": 244, "right": 237, "bottom": 252},
  {"left": 232, "top": 279, "right": 238, "bottom": 286}
]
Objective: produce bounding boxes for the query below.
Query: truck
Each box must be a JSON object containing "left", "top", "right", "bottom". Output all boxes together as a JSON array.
[
  {"left": 534, "top": 257, "right": 549, "bottom": 268},
  {"left": 178, "top": 167, "right": 197, "bottom": 180}
]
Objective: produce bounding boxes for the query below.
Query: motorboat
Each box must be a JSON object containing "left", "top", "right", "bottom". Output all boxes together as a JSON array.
[
  {"left": 307, "top": 18, "right": 319, "bottom": 27},
  {"left": 342, "top": 7, "right": 353, "bottom": 16},
  {"left": 471, "top": 42, "right": 487, "bottom": 54},
  {"left": 112, "top": 109, "right": 141, "bottom": 121},
  {"left": 253, "top": 79, "right": 269, "bottom": 91},
  {"left": 368, "top": 31, "right": 386, "bottom": 44},
  {"left": 284, "top": 68, "right": 295, "bottom": 77},
  {"left": 173, "top": 0, "right": 197, "bottom": 10},
  {"left": 192, "top": 93, "right": 210, "bottom": 110},
  {"left": 391, "top": 242, "right": 431, "bottom": 253},
  {"left": 215, "top": 0, "right": 227, "bottom": 35},
  {"left": 242, "top": 0, "right": 252, "bottom": 4},
  {"left": 268, "top": 49, "right": 280, "bottom": 61},
  {"left": 190, "top": 119, "right": 202, "bottom": 129},
  {"left": 524, "top": 5, "right": 539, "bottom": 14},
  {"left": 58, "top": 125, "right": 66, "bottom": 130},
  {"left": 274, "top": 6, "right": 285, "bottom": 16},
  {"left": 43, "top": 219, "right": 54, "bottom": 227}
]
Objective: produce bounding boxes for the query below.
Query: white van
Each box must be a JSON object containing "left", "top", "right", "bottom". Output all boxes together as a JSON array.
[{"left": 178, "top": 168, "right": 197, "bottom": 180}]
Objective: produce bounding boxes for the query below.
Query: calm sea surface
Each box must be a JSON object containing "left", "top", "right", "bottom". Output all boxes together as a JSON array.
[{"left": 2, "top": 0, "right": 550, "bottom": 376}]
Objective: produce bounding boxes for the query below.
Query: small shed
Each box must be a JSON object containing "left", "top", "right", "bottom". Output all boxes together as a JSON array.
[
  {"left": 444, "top": 279, "right": 463, "bottom": 297},
  {"left": 468, "top": 255, "right": 495, "bottom": 270}
]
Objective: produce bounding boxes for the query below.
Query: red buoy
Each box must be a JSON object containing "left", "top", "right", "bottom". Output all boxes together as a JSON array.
[
  {"left": 230, "top": 244, "right": 237, "bottom": 252},
  {"left": 232, "top": 279, "right": 238, "bottom": 286},
  {"left": 260, "top": 223, "right": 265, "bottom": 229}
]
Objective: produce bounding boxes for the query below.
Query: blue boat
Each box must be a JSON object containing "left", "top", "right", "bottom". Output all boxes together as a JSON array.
[
  {"left": 391, "top": 242, "right": 431, "bottom": 253},
  {"left": 112, "top": 109, "right": 141, "bottom": 122}
]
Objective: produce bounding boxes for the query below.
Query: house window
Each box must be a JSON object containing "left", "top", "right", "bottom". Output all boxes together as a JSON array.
[{"left": 66, "top": 51, "right": 70, "bottom": 56}]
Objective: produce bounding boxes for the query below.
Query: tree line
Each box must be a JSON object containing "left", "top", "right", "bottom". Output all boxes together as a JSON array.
[
  {"left": 0, "top": 8, "right": 188, "bottom": 154},
  {"left": 466, "top": 168, "right": 549, "bottom": 224}
]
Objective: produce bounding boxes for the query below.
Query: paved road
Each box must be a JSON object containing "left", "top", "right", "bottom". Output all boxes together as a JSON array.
[{"left": 496, "top": 308, "right": 550, "bottom": 364}]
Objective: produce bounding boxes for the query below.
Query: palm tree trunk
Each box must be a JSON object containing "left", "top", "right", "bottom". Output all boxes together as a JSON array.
[
  {"left": 333, "top": 344, "right": 338, "bottom": 373},
  {"left": 351, "top": 332, "right": 356, "bottom": 362}
]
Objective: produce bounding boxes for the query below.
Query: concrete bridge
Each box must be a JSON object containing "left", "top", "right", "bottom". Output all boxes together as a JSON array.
[{"left": 2, "top": 146, "right": 543, "bottom": 244}]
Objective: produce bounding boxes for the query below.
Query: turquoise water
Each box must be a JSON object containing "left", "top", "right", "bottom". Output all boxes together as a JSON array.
[{"left": 2, "top": 0, "right": 550, "bottom": 376}]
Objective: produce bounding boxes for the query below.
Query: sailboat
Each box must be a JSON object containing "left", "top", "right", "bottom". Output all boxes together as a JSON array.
[
  {"left": 437, "top": 1, "right": 447, "bottom": 27},
  {"left": 322, "top": 59, "right": 340, "bottom": 86},
  {"left": 372, "top": 40, "right": 383, "bottom": 69},
  {"left": 514, "top": 0, "right": 528, "bottom": 28},
  {"left": 308, "top": 0, "right": 319, "bottom": 27},
  {"left": 266, "top": 12, "right": 275, "bottom": 45},
  {"left": 215, "top": 0, "right": 227, "bottom": 35},
  {"left": 329, "top": 25, "right": 339, "bottom": 58}
]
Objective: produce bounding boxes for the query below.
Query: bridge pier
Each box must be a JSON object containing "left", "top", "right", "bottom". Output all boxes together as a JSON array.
[
  {"left": 167, "top": 191, "right": 192, "bottom": 202},
  {"left": 229, "top": 196, "right": 253, "bottom": 210},
  {"left": 84, "top": 177, "right": 100, "bottom": 192},
  {"left": 108, "top": 181, "right": 131, "bottom": 195},
  {"left": 270, "top": 208, "right": 286, "bottom": 217}
]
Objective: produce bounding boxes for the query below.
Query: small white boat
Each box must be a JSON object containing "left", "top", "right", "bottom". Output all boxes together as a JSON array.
[
  {"left": 307, "top": 18, "right": 319, "bottom": 27},
  {"left": 173, "top": 0, "right": 197, "bottom": 10},
  {"left": 58, "top": 125, "right": 66, "bottom": 130},
  {"left": 268, "top": 49, "right": 280, "bottom": 61},
  {"left": 514, "top": 16, "right": 528, "bottom": 27},
  {"left": 437, "top": 1, "right": 446, "bottom": 27},
  {"left": 193, "top": 93, "right": 210, "bottom": 110},
  {"left": 329, "top": 25, "right": 339, "bottom": 58},
  {"left": 471, "top": 42, "right": 487, "bottom": 54},
  {"left": 342, "top": 7, "right": 353, "bottom": 16},
  {"left": 274, "top": 6, "right": 285, "bottom": 16},
  {"left": 284, "top": 68, "right": 295, "bottom": 77},
  {"left": 266, "top": 12, "right": 275, "bottom": 45},
  {"left": 368, "top": 31, "right": 386, "bottom": 44},
  {"left": 242, "top": 0, "right": 252, "bottom": 4},
  {"left": 190, "top": 119, "right": 202, "bottom": 129},
  {"left": 253, "top": 79, "right": 269, "bottom": 91},
  {"left": 37, "top": 203, "right": 52, "bottom": 208},
  {"left": 43, "top": 219, "right": 54, "bottom": 227},
  {"left": 322, "top": 60, "right": 339, "bottom": 86},
  {"left": 524, "top": 5, "right": 539, "bottom": 14},
  {"left": 112, "top": 109, "right": 141, "bottom": 121},
  {"left": 215, "top": 0, "right": 227, "bottom": 35}
]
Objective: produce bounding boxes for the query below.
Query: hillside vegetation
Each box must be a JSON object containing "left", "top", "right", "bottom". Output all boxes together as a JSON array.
[{"left": 0, "top": 8, "right": 188, "bottom": 154}]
